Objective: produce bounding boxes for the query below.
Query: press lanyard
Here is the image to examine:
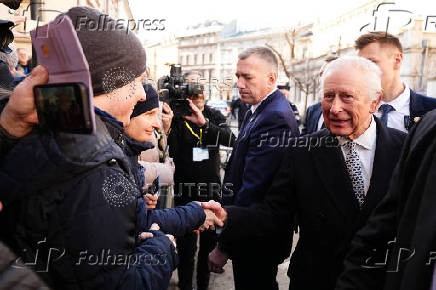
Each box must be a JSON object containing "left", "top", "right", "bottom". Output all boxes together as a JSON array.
[{"left": 184, "top": 121, "right": 202, "bottom": 146}]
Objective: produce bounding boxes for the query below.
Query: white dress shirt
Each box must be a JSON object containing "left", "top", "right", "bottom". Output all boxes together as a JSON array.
[
  {"left": 250, "top": 88, "right": 277, "bottom": 114},
  {"left": 317, "top": 114, "right": 325, "bottom": 131},
  {"left": 337, "top": 116, "right": 377, "bottom": 195},
  {"left": 374, "top": 83, "right": 410, "bottom": 133}
]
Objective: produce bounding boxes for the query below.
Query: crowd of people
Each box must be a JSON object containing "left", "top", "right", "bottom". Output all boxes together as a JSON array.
[{"left": 1, "top": 4, "right": 436, "bottom": 290}]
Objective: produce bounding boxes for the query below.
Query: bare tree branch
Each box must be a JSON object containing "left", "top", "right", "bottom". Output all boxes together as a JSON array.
[
  {"left": 265, "top": 42, "right": 291, "bottom": 80},
  {"left": 285, "top": 30, "right": 295, "bottom": 59}
]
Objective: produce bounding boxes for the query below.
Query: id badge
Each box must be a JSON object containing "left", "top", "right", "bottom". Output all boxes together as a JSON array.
[{"left": 193, "top": 147, "right": 209, "bottom": 162}]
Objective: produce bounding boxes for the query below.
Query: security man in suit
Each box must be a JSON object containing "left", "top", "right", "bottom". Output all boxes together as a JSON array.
[
  {"left": 205, "top": 55, "right": 406, "bottom": 290},
  {"left": 356, "top": 31, "right": 436, "bottom": 132},
  {"left": 208, "top": 47, "right": 300, "bottom": 290}
]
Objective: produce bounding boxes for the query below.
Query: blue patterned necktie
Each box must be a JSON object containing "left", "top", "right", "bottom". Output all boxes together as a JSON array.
[
  {"left": 239, "top": 109, "right": 253, "bottom": 136},
  {"left": 342, "top": 141, "right": 365, "bottom": 208},
  {"left": 378, "top": 104, "right": 395, "bottom": 126}
]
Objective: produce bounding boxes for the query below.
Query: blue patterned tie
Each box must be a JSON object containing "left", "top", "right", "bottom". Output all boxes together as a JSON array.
[
  {"left": 239, "top": 109, "right": 252, "bottom": 136},
  {"left": 343, "top": 141, "right": 365, "bottom": 208},
  {"left": 378, "top": 104, "right": 395, "bottom": 126}
]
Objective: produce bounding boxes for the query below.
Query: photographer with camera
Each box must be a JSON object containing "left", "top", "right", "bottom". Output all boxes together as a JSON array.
[{"left": 166, "top": 70, "right": 236, "bottom": 290}]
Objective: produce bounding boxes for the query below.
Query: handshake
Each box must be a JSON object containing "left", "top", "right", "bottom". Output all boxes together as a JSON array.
[
  {"left": 196, "top": 200, "right": 227, "bottom": 231},
  {"left": 198, "top": 200, "right": 230, "bottom": 274},
  {"left": 143, "top": 197, "right": 227, "bottom": 232},
  {"left": 137, "top": 200, "right": 230, "bottom": 273}
]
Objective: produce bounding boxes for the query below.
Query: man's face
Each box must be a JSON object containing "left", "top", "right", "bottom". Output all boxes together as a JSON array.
[
  {"left": 18, "top": 49, "right": 28, "bottom": 63},
  {"left": 236, "top": 55, "right": 276, "bottom": 105},
  {"left": 189, "top": 94, "right": 205, "bottom": 111},
  {"left": 185, "top": 73, "right": 205, "bottom": 111},
  {"left": 322, "top": 66, "right": 381, "bottom": 139},
  {"left": 358, "top": 43, "right": 402, "bottom": 92}
]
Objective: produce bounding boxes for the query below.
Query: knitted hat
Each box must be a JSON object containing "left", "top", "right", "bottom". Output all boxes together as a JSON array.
[
  {"left": 64, "top": 6, "right": 146, "bottom": 95},
  {"left": 131, "top": 84, "right": 159, "bottom": 118}
]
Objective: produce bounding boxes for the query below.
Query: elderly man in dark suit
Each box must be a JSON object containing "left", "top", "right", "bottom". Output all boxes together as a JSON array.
[
  {"left": 205, "top": 55, "right": 406, "bottom": 290},
  {"left": 356, "top": 32, "right": 436, "bottom": 132},
  {"left": 208, "top": 47, "right": 299, "bottom": 290}
]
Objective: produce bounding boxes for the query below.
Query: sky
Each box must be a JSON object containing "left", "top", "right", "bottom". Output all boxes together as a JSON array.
[{"left": 129, "top": 0, "right": 435, "bottom": 42}]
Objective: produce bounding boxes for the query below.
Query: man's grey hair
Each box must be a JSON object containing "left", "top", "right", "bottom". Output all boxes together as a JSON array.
[
  {"left": 0, "top": 49, "right": 18, "bottom": 70},
  {"left": 320, "top": 55, "right": 382, "bottom": 100},
  {"left": 238, "top": 47, "right": 278, "bottom": 72},
  {"left": 183, "top": 70, "right": 202, "bottom": 79}
]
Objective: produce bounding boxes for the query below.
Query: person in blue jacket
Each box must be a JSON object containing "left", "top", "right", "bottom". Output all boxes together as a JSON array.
[{"left": 0, "top": 6, "right": 222, "bottom": 290}]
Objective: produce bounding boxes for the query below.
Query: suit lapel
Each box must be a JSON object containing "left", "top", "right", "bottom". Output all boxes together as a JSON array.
[
  {"left": 238, "top": 90, "right": 280, "bottom": 141},
  {"left": 409, "top": 89, "right": 424, "bottom": 119},
  {"left": 313, "top": 104, "right": 323, "bottom": 132},
  {"left": 408, "top": 89, "right": 427, "bottom": 130},
  {"left": 361, "top": 118, "right": 396, "bottom": 215},
  {"left": 311, "top": 131, "right": 360, "bottom": 218}
]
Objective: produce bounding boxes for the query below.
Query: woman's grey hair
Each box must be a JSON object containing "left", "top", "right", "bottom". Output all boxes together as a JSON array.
[
  {"left": 320, "top": 55, "right": 382, "bottom": 100},
  {"left": 238, "top": 47, "right": 278, "bottom": 72}
]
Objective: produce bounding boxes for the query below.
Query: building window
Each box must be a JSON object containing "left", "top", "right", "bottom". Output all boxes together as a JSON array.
[
  {"left": 202, "top": 54, "right": 205, "bottom": 64},
  {"left": 209, "top": 54, "right": 213, "bottom": 64},
  {"left": 194, "top": 54, "right": 197, "bottom": 65},
  {"left": 186, "top": 55, "right": 190, "bottom": 65}
]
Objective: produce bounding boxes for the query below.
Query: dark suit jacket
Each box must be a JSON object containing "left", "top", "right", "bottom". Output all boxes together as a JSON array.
[
  {"left": 408, "top": 89, "right": 436, "bottom": 130},
  {"left": 302, "top": 102, "right": 322, "bottom": 135},
  {"left": 219, "top": 89, "right": 299, "bottom": 264},
  {"left": 222, "top": 89, "right": 299, "bottom": 207},
  {"left": 220, "top": 117, "right": 406, "bottom": 290},
  {"left": 336, "top": 110, "right": 436, "bottom": 290}
]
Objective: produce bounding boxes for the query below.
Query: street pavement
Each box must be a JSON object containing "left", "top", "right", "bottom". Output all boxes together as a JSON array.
[{"left": 168, "top": 234, "right": 298, "bottom": 290}]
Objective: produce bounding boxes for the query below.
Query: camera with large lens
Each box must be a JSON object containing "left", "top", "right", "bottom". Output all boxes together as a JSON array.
[{"left": 158, "top": 64, "right": 204, "bottom": 118}]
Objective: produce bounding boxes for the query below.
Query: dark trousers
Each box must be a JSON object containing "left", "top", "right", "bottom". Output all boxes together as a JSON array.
[
  {"left": 232, "top": 258, "right": 279, "bottom": 290},
  {"left": 177, "top": 230, "right": 217, "bottom": 290}
]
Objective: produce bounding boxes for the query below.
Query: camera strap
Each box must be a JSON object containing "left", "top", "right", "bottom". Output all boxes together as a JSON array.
[{"left": 184, "top": 121, "right": 202, "bottom": 146}]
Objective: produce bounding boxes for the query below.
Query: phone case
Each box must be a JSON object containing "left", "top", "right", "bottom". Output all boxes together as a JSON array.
[{"left": 31, "top": 16, "right": 95, "bottom": 134}]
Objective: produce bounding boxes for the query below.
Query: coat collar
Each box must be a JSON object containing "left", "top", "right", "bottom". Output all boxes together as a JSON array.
[
  {"left": 361, "top": 117, "right": 397, "bottom": 215},
  {"left": 409, "top": 89, "right": 426, "bottom": 119},
  {"left": 311, "top": 118, "right": 396, "bottom": 218},
  {"left": 311, "top": 129, "right": 360, "bottom": 218},
  {"left": 248, "top": 89, "right": 283, "bottom": 122}
]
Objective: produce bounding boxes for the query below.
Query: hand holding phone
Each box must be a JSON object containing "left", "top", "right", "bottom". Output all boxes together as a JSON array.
[
  {"left": 31, "top": 15, "right": 95, "bottom": 134},
  {"left": 33, "top": 82, "right": 93, "bottom": 134}
]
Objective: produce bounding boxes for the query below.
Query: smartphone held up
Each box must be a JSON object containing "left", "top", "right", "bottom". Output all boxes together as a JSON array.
[{"left": 31, "top": 15, "right": 95, "bottom": 134}]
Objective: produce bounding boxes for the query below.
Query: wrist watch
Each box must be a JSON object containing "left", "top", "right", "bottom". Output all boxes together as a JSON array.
[{"left": 201, "top": 118, "right": 210, "bottom": 130}]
